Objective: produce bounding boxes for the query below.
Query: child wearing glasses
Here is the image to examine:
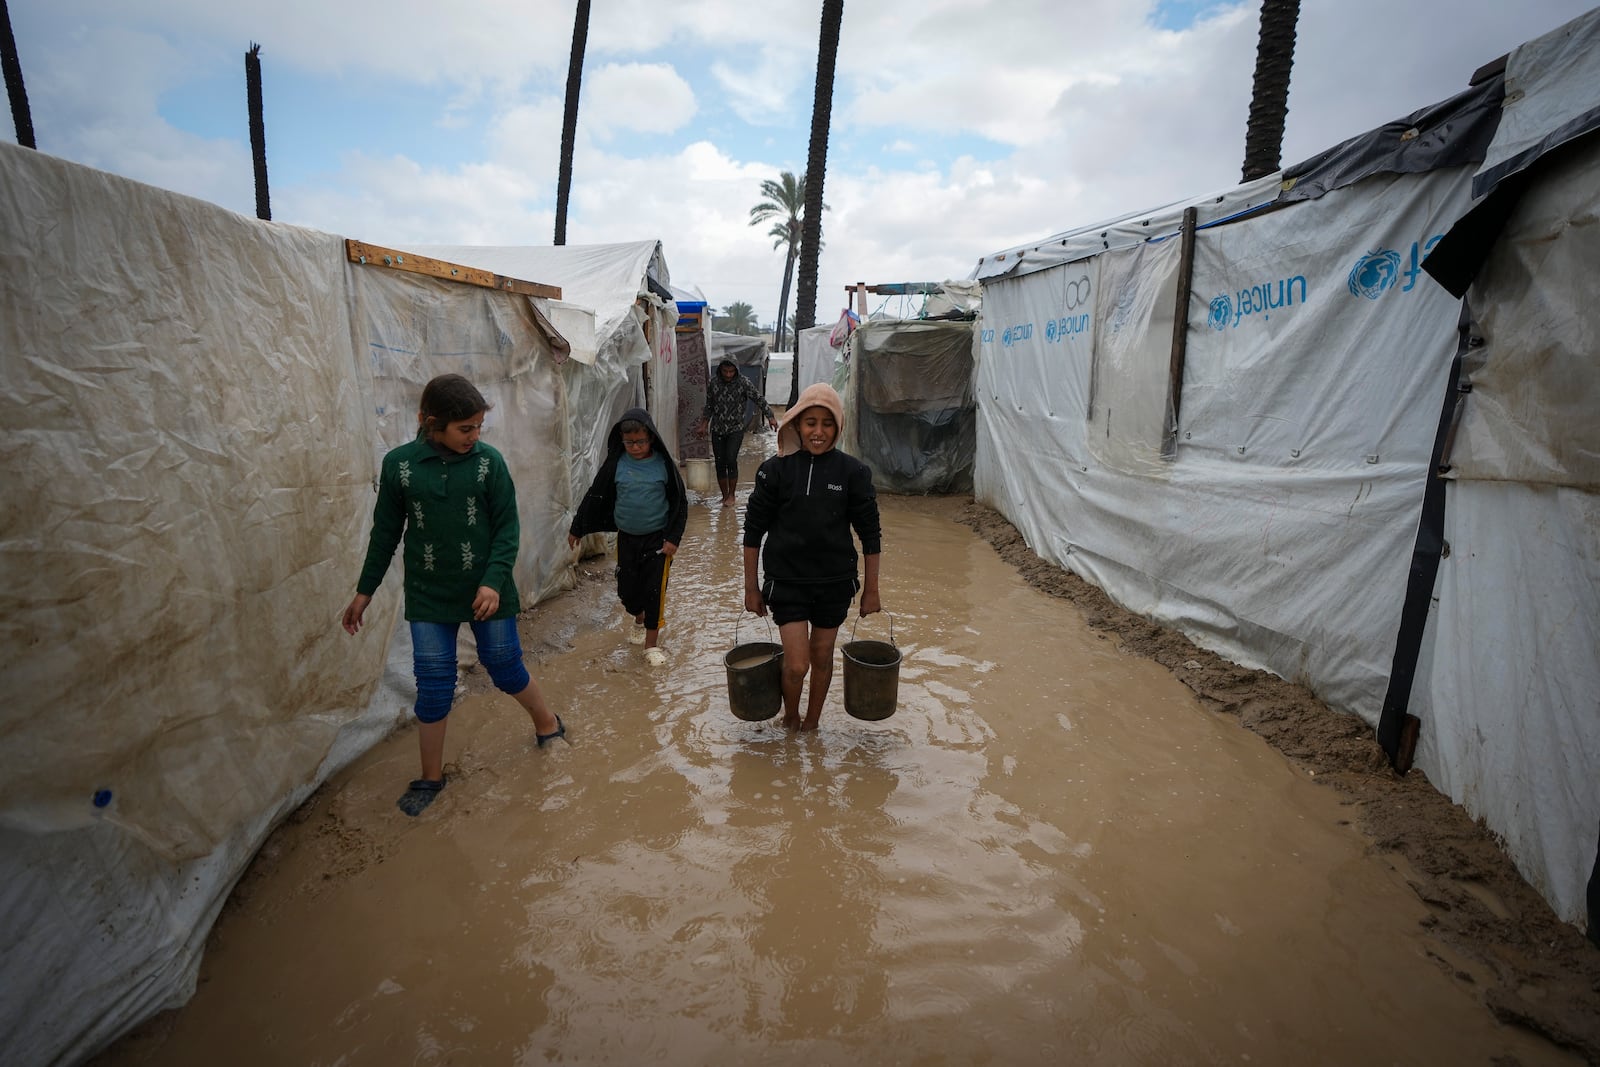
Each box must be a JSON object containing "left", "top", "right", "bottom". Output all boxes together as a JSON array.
[
  {"left": 568, "top": 408, "right": 689, "bottom": 667},
  {"left": 343, "top": 373, "right": 566, "bottom": 817}
]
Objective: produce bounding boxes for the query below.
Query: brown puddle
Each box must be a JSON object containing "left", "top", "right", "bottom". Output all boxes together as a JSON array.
[{"left": 94, "top": 438, "right": 1598, "bottom": 1066}]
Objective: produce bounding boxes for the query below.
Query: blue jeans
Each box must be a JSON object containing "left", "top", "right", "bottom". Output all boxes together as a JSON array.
[{"left": 410, "top": 617, "right": 530, "bottom": 723}]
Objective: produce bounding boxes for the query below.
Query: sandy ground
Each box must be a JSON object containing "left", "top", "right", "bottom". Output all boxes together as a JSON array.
[{"left": 956, "top": 499, "right": 1600, "bottom": 1062}]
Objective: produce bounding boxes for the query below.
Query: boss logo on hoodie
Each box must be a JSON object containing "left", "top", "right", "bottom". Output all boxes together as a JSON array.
[{"left": 828, "top": 483, "right": 844, "bottom": 491}]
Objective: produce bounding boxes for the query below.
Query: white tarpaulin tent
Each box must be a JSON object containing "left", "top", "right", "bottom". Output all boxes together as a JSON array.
[
  {"left": 416, "top": 240, "right": 682, "bottom": 490},
  {"left": 971, "top": 8, "right": 1599, "bottom": 928},
  {"left": 795, "top": 323, "right": 846, "bottom": 398},
  {"left": 0, "top": 144, "right": 650, "bottom": 1066},
  {"left": 1401, "top": 11, "right": 1600, "bottom": 929},
  {"left": 843, "top": 318, "right": 977, "bottom": 494}
]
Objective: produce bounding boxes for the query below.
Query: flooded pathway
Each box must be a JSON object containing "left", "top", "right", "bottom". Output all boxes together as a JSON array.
[{"left": 96, "top": 442, "right": 1578, "bottom": 1066}]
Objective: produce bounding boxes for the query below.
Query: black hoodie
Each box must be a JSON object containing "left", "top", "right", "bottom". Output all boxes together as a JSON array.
[
  {"left": 569, "top": 407, "right": 689, "bottom": 545},
  {"left": 743, "top": 446, "right": 880, "bottom": 585}
]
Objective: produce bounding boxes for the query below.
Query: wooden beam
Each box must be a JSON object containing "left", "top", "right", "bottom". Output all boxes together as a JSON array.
[
  {"left": 344, "top": 239, "right": 562, "bottom": 300},
  {"left": 1161, "top": 206, "right": 1199, "bottom": 461}
]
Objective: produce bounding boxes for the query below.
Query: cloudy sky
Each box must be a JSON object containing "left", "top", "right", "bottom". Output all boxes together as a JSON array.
[{"left": 5, "top": 0, "right": 1595, "bottom": 332}]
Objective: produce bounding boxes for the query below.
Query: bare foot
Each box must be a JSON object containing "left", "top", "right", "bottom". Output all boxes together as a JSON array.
[
  {"left": 782, "top": 714, "right": 801, "bottom": 731},
  {"left": 800, "top": 716, "right": 820, "bottom": 731},
  {"left": 721, "top": 496, "right": 734, "bottom": 508}
]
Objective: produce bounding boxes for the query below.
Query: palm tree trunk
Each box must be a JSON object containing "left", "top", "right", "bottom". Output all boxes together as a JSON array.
[
  {"left": 245, "top": 44, "right": 270, "bottom": 221},
  {"left": 554, "top": 0, "right": 591, "bottom": 245},
  {"left": 775, "top": 244, "right": 796, "bottom": 351},
  {"left": 794, "top": 0, "right": 844, "bottom": 338},
  {"left": 1, "top": 0, "right": 34, "bottom": 149},
  {"left": 1240, "top": 0, "right": 1301, "bottom": 182}
]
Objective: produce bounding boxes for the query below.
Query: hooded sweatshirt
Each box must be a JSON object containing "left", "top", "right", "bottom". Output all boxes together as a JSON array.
[
  {"left": 702, "top": 359, "right": 774, "bottom": 436},
  {"left": 744, "top": 383, "right": 881, "bottom": 585},
  {"left": 569, "top": 407, "right": 689, "bottom": 545}
]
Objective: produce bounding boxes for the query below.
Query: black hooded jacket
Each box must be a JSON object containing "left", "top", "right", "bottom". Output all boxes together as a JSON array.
[
  {"left": 569, "top": 407, "right": 689, "bottom": 544},
  {"left": 743, "top": 446, "right": 880, "bottom": 585}
]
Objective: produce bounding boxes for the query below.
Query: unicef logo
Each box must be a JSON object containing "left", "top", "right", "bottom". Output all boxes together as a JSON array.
[
  {"left": 1044, "top": 319, "right": 1058, "bottom": 341},
  {"left": 1208, "top": 295, "right": 1232, "bottom": 331},
  {"left": 1064, "top": 276, "right": 1091, "bottom": 310},
  {"left": 1001, "top": 326, "right": 1013, "bottom": 346},
  {"left": 1347, "top": 250, "right": 1402, "bottom": 299}
]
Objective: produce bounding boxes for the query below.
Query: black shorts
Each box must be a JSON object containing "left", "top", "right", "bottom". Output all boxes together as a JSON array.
[{"left": 763, "top": 577, "right": 857, "bottom": 629}]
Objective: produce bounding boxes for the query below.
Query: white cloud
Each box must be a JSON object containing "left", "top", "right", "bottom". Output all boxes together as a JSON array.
[
  {"left": 487, "top": 100, "right": 566, "bottom": 172},
  {"left": 281, "top": 151, "right": 554, "bottom": 247},
  {"left": 582, "top": 63, "right": 696, "bottom": 139},
  {"left": 710, "top": 44, "right": 810, "bottom": 126}
]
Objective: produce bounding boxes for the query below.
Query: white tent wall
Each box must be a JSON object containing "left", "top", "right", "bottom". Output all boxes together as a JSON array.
[
  {"left": 978, "top": 163, "right": 1474, "bottom": 716},
  {"left": 1409, "top": 133, "right": 1600, "bottom": 922},
  {"left": 973, "top": 4, "right": 1600, "bottom": 929},
  {"left": 795, "top": 323, "right": 843, "bottom": 397},
  {"left": 0, "top": 142, "right": 610, "bottom": 1066},
  {"left": 416, "top": 242, "right": 682, "bottom": 487}
]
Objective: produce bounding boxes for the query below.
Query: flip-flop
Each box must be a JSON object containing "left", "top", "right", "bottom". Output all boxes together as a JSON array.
[
  {"left": 397, "top": 777, "right": 445, "bottom": 817},
  {"left": 537, "top": 715, "right": 567, "bottom": 749}
]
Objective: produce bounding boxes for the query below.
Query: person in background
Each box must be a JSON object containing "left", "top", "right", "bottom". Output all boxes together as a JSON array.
[
  {"left": 343, "top": 374, "right": 566, "bottom": 818},
  {"left": 698, "top": 358, "right": 778, "bottom": 508},
  {"left": 568, "top": 407, "right": 689, "bottom": 667},
  {"left": 742, "top": 382, "right": 882, "bottom": 730}
]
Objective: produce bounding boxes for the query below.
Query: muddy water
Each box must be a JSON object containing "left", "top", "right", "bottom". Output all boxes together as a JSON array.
[{"left": 96, "top": 441, "right": 1575, "bottom": 1067}]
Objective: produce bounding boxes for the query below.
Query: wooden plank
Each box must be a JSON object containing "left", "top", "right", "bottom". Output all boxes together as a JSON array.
[
  {"left": 344, "top": 239, "right": 562, "bottom": 300},
  {"left": 1161, "top": 206, "right": 1198, "bottom": 460}
]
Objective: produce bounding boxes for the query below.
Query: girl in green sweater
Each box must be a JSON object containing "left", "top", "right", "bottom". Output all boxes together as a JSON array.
[{"left": 342, "top": 374, "right": 565, "bottom": 816}]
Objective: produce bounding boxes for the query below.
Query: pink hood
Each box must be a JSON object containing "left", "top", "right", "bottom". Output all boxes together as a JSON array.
[{"left": 775, "top": 382, "right": 846, "bottom": 457}]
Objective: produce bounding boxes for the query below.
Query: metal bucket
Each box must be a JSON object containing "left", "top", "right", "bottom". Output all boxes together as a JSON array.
[
  {"left": 725, "top": 641, "right": 783, "bottom": 722},
  {"left": 842, "top": 613, "right": 901, "bottom": 721},
  {"left": 685, "top": 458, "right": 715, "bottom": 493}
]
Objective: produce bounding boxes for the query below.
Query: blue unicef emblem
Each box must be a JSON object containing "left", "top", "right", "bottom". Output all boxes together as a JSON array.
[
  {"left": 1001, "top": 326, "right": 1013, "bottom": 346},
  {"left": 1348, "top": 250, "right": 1402, "bottom": 299},
  {"left": 1208, "top": 295, "right": 1232, "bottom": 331},
  {"left": 1044, "top": 319, "right": 1058, "bottom": 341}
]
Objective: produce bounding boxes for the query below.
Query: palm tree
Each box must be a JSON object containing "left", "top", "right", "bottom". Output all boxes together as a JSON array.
[
  {"left": 749, "top": 171, "right": 806, "bottom": 351},
  {"left": 793, "top": 0, "right": 844, "bottom": 356},
  {"left": 715, "top": 301, "right": 761, "bottom": 336},
  {"left": 1240, "top": 0, "right": 1301, "bottom": 182},
  {"left": 1, "top": 0, "right": 35, "bottom": 149},
  {"left": 554, "top": 0, "right": 591, "bottom": 245}
]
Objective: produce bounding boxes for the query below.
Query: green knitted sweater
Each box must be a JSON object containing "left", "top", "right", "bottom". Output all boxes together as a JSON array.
[{"left": 356, "top": 434, "right": 521, "bottom": 622}]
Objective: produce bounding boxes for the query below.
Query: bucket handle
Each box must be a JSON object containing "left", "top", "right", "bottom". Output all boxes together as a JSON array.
[
  {"left": 849, "top": 610, "right": 896, "bottom": 647},
  {"left": 734, "top": 609, "right": 777, "bottom": 647}
]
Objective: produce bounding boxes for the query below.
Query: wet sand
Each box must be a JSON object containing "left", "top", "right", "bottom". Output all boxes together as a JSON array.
[{"left": 94, "top": 439, "right": 1600, "bottom": 1066}]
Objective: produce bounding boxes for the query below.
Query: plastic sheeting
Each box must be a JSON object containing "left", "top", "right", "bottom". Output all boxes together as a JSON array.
[
  {"left": 970, "top": 3, "right": 1600, "bottom": 928},
  {"left": 415, "top": 241, "right": 682, "bottom": 490},
  {"left": 976, "top": 162, "right": 1475, "bottom": 766},
  {"left": 1473, "top": 8, "right": 1600, "bottom": 198},
  {"left": 709, "top": 331, "right": 768, "bottom": 368},
  {"left": 1409, "top": 132, "right": 1600, "bottom": 922},
  {"left": 972, "top": 174, "right": 1283, "bottom": 285},
  {"left": 0, "top": 142, "right": 643, "bottom": 1066},
  {"left": 795, "top": 324, "right": 842, "bottom": 398},
  {"left": 845, "top": 320, "right": 976, "bottom": 494}
]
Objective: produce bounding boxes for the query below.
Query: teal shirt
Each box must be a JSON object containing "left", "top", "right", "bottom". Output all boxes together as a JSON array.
[
  {"left": 356, "top": 435, "right": 522, "bottom": 622},
  {"left": 614, "top": 452, "right": 669, "bottom": 535}
]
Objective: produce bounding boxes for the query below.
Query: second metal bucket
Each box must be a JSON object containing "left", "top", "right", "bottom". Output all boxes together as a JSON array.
[
  {"left": 841, "top": 613, "right": 901, "bottom": 721},
  {"left": 725, "top": 637, "right": 783, "bottom": 722}
]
